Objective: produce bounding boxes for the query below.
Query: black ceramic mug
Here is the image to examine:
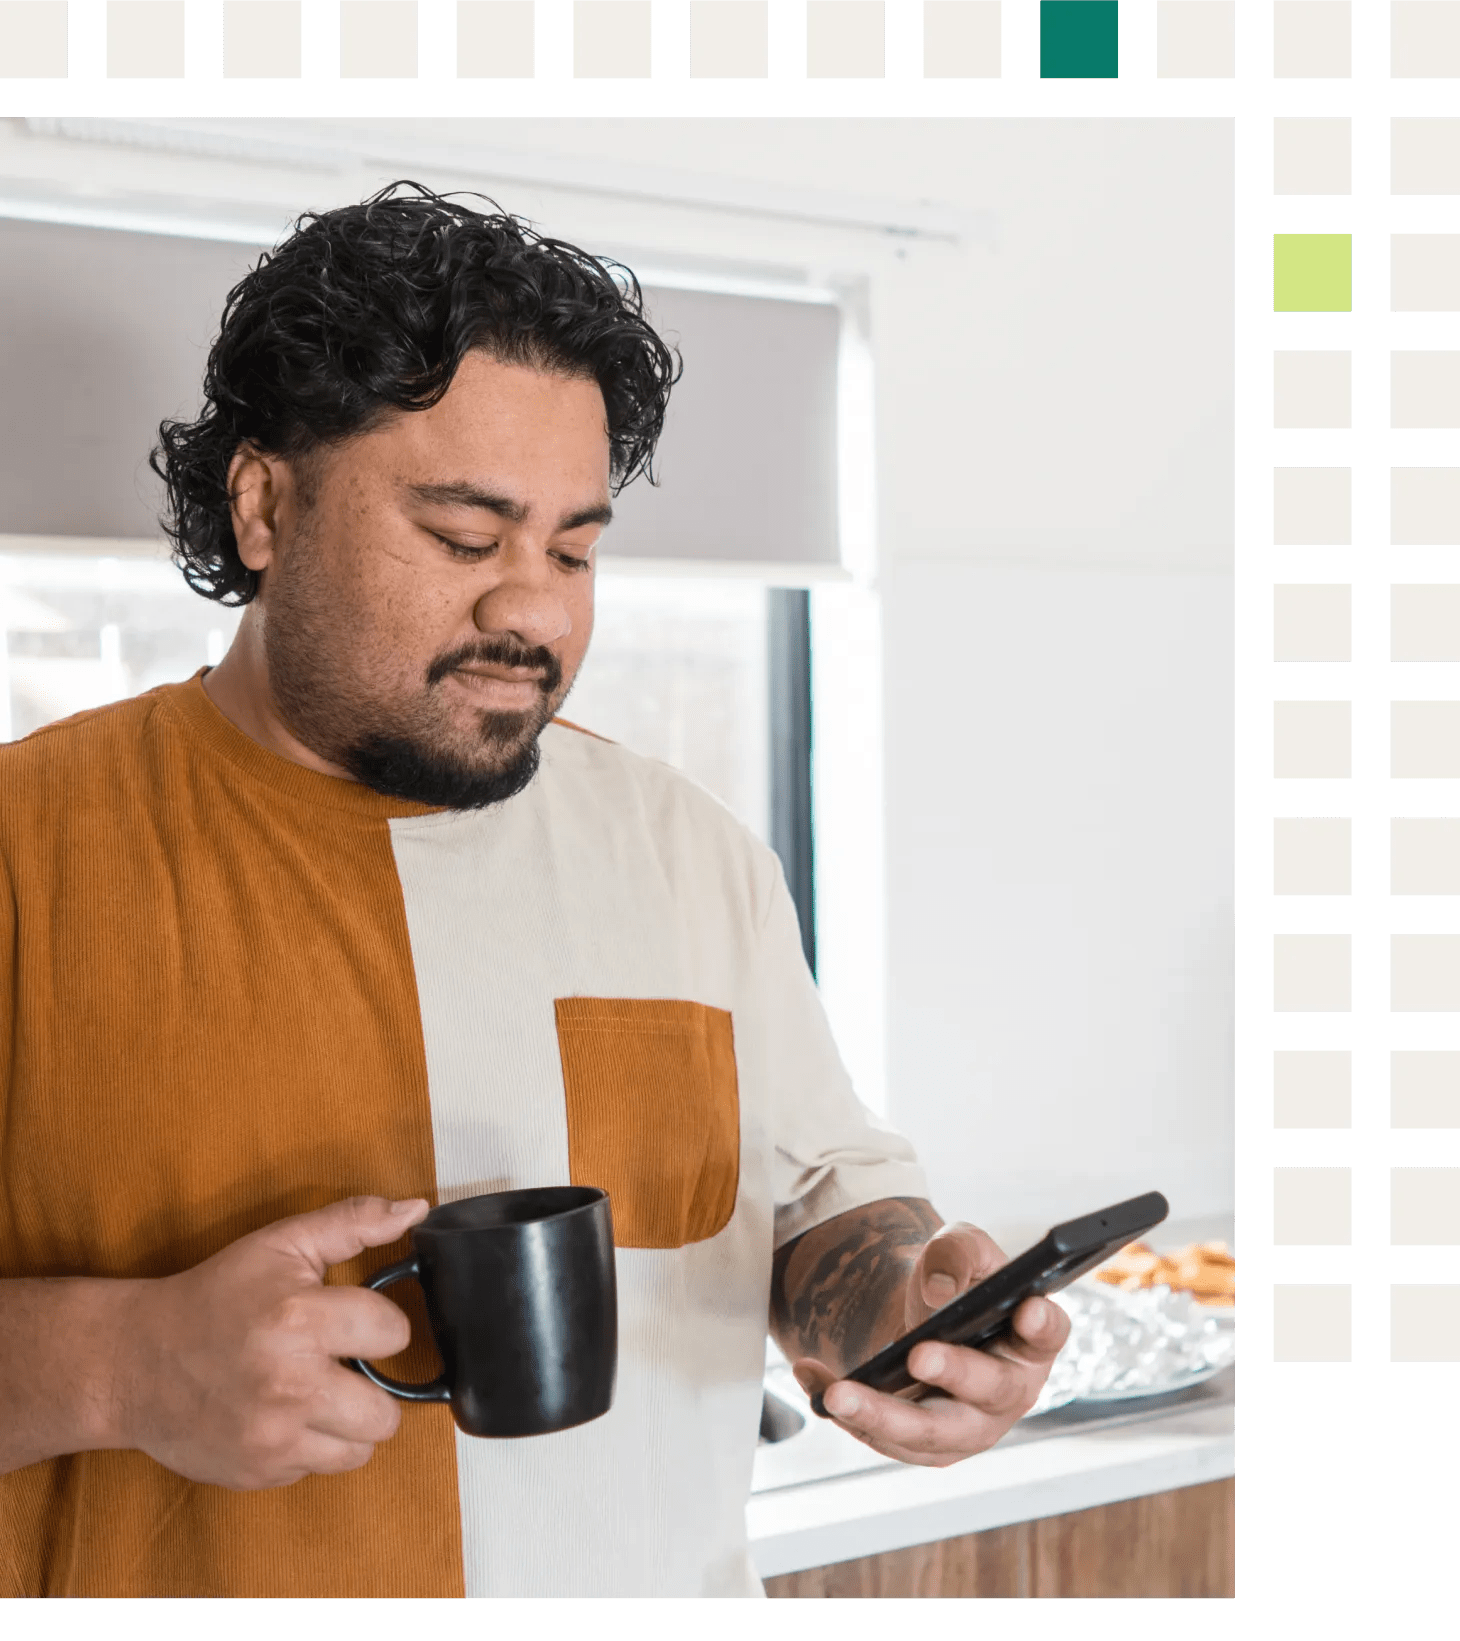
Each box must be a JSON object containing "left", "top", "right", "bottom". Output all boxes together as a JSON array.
[{"left": 347, "top": 1185, "right": 617, "bottom": 1438}]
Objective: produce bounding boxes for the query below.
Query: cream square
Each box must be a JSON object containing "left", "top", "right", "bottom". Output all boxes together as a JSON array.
[
  {"left": 1392, "top": 1287, "right": 1460, "bottom": 1361},
  {"left": 1392, "top": 236, "right": 1460, "bottom": 312},
  {"left": 1275, "top": 584, "right": 1350, "bottom": 661},
  {"left": 1392, "top": 469, "right": 1460, "bottom": 545},
  {"left": 1274, "top": 118, "right": 1351, "bottom": 194},
  {"left": 690, "top": 1, "right": 766, "bottom": 76},
  {"left": 1274, "top": 1167, "right": 1351, "bottom": 1244},
  {"left": 1392, "top": 585, "right": 1460, "bottom": 661},
  {"left": 1273, "top": 0, "right": 1349, "bottom": 77},
  {"left": 0, "top": 1, "right": 67, "bottom": 73},
  {"left": 223, "top": 0, "right": 301, "bottom": 76},
  {"left": 1275, "top": 702, "right": 1350, "bottom": 778},
  {"left": 340, "top": 0, "right": 417, "bottom": 74},
  {"left": 1392, "top": 1169, "right": 1460, "bottom": 1242},
  {"left": 1392, "top": 1, "right": 1460, "bottom": 77},
  {"left": 923, "top": 0, "right": 999, "bottom": 77},
  {"left": 1393, "top": 120, "right": 1460, "bottom": 195},
  {"left": 1393, "top": 353, "right": 1460, "bottom": 428},
  {"left": 1275, "top": 351, "right": 1350, "bottom": 427},
  {"left": 1392, "top": 1051, "right": 1460, "bottom": 1127},
  {"left": 457, "top": 1, "right": 534, "bottom": 75},
  {"left": 1393, "top": 819, "right": 1460, "bottom": 894},
  {"left": 807, "top": 0, "right": 884, "bottom": 77},
  {"left": 1156, "top": 0, "right": 1234, "bottom": 77},
  {"left": 1393, "top": 702, "right": 1460, "bottom": 777},
  {"left": 1274, "top": 1285, "right": 1350, "bottom": 1361},
  {"left": 107, "top": 0, "right": 183, "bottom": 75},
  {"left": 1275, "top": 1050, "right": 1351, "bottom": 1128},
  {"left": 1392, "top": 934, "right": 1460, "bottom": 1011},
  {"left": 1274, "top": 818, "right": 1350, "bottom": 894},
  {"left": 1274, "top": 934, "right": 1350, "bottom": 1012},
  {"left": 574, "top": 0, "right": 650, "bottom": 75},
  {"left": 1274, "top": 467, "right": 1350, "bottom": 545}
]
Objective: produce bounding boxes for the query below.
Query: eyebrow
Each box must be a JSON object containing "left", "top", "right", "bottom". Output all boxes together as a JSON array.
[{"left": 405, "top": 480, "right": 613, "bottom": 534}]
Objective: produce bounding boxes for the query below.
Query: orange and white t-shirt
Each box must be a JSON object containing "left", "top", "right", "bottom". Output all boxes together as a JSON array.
[{"left": 0, "top": 673, "right": 926, "bottom": 1598}]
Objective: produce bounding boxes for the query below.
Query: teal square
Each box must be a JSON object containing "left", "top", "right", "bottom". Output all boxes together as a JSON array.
[{"left": 1041, "top": 0, "right": 1118, "bottom": 78}]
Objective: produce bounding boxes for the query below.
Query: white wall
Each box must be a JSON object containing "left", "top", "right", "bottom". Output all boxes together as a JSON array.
[{"left": 0, "top": 118, "right": 1233, "bottom": 1238}]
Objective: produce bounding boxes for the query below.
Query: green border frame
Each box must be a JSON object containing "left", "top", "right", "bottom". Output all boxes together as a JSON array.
[{"left": 2, "top": 0, "right": 1456, "bottom": 1627}]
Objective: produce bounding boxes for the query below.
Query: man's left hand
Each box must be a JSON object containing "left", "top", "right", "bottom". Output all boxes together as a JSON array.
[{"left": 790, "top": 1223, "right": 1071, "bottom": 1468}]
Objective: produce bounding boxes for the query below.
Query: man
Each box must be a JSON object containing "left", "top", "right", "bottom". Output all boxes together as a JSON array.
[{"left": 0, "top": 183, "right": 1069, "bottom": 1597}]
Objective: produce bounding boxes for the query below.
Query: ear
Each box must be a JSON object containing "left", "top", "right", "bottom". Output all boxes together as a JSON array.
[{"left": 227, "top": 444, "right": 290, "bottom": 576}]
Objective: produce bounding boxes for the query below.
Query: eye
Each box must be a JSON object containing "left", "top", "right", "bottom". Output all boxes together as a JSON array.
[
  {"left": 553, "top": 551, "right": 594, "bottom": 573},
  {"left": 435, "top": 534, "right": 496, "bottom": 562}
]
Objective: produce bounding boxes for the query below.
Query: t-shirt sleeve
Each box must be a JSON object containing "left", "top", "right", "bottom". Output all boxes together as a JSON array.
[{"left": 745, "top": 844, "right": 929, "bottom": 1251}]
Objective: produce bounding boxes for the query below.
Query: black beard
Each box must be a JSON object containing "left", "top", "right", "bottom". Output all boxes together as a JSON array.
[{"left": 339, "top": 721, "right": 545, "bottom": 809}]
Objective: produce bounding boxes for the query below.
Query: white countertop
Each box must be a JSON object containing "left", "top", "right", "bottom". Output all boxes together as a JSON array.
[{"left": 747, "top": 1368, "right": 1234, "bottom": 1578}]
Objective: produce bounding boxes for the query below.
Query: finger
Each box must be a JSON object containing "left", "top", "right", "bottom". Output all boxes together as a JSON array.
[
  {"left": 289, "top": 1430, "right": 380, "bottom": 1479},
  {"left": 821, "top": 1378, "right": 1003, "bottom": 1463},
  {"left": 906, "top": 1340, "right": 1037, "bottom": 1421},
  {"left": 265, "top": 1196, "right": 431, "bottom": 1279},
  {"left": 1000, "top": 1296, "right": 1072, "bottom": 1366},
  {"left": 911, "top": 1224, "right": 1008, "bottom": 1318},
  {"left": 305, "top": 1367, "right": 404, "bottom": 1446},
  {"left": 274, "top": 1286, "right": 415, "bottom": 1362}
]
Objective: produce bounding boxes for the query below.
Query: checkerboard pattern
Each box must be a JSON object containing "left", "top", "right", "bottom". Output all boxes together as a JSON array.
[{"left": 1266, "top": 0, "right": 1460, "bottom": 1381}]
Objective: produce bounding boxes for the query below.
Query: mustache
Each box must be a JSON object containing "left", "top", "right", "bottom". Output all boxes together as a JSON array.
[{"left": 427, "top": 637, "right": 563, "bottom": 696}]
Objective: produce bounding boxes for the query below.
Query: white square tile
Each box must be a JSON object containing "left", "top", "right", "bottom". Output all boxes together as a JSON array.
[
  {"left": 1274, "top": 1167, "right": 1351, "bottom": 1244},
  {"left": 340, "top": 0, "right": 418, "bottom": 75},
  {"left": 923, "top": 0, "right": 998, "bottom": 77},
  {"left": 1275, "top": 467, "right": 1351, "bottom": 545},
  {"left": 223, "top": 0, "right": 301, "bottom": 75},
  {"left": 457, "top": 1, "right": 535, "bottom": 75},
  {"left": 1274, "top": 934, "right": 1350, "bottom": 1012},
  {"left": 1392, "top": 585, "right": 1460, "bottom": 661},
  {"left": 1392, "top": 469, "right": 1460, "bottom": 545},
  {"left": 0, "top": 0, "right": 67, "bottom": 73},
  {"left": 1393, "top": 702, "right": 1460, "bottom": 777},
  {"left": 1392, "top": 1051, "right": 1460, "bottom": 1127},
  {"left": 1275, "top": 818, "right": 1350, "bottom": 894},
  {"left": 1274, "top": 1285, "right": 1350, "bottom": 1361},
  {"left": 1392, "top": 1, "right": 1460, "bottom": 77},
  {"left": 1392, "top": 818, "right": 1460, "bottom": 893},
  {"left": 1157, "top": 0, "right": 1234, "bottom": 77},
  {"left": 1393, "top": 120, "right": 1460, "bottom": 195},
  {"left": 807, "top": 0, "right": 884, "bottom": 76},
  {"left": 1392, "top": 236, "right": 1460, "bottom": 312},
  {"left": 1392, "top": 934, "right": 1460, "bottom": 1011},
  {"left": 690, "top": 1, "right": 767, "bottom": 77},
  {"left": 1273, "top": 0, "right": 1349, "bottom": 77},
  {"left": 1392, "top": 1286, "right": 1460, "bottom": 1360},
  {"left": 1266, "top": 817, "right": 1351, "bottom": 899},
  {"left": 1275, "top": 701, "right": 1350, "bottom": 778},
  {"left": 1266, "top": 347, "right": 1351, "bottom": 429},
  {"left": 1266, "top": 116, "right": 1351, "bottom": 196},
  {"left": 1266, "top": 584, "right": 1351, "bottom": 659},
  {"left": 107, "top": 0, "right": 183, "bottom": 75},
  {"left": 1392, "top": 1169, "right": 1460, "bottom": 1242},
  {"left": 1393, "top": 353, "right": 1460, "bottom": 428},
  {"left": 1275, "top": 1050, "right": 1351, "bottom": 1127},
  {"left": 574, "top": 0, "right": 650, "bottom": 75}
]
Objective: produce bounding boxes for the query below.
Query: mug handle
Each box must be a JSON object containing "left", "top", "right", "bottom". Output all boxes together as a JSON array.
[{"left": 344, "top": 1255, "right": 451, "bottom": 1403}]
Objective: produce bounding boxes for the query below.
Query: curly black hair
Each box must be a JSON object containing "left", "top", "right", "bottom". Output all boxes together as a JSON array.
[{"left": 151, "top": 181, "right": 680, "bottom": 605}]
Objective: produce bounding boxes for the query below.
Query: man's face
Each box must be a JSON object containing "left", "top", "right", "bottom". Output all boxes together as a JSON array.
[{"left": 249, "top": 351, "right": 611, "bottom": 807}]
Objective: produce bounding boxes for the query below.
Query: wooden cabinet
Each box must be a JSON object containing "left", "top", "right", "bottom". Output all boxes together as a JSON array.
[{"left": 762, "top": 1476, "right": 1234, "bottom": 1598}]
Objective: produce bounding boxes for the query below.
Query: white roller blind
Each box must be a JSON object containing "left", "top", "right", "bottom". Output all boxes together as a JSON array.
[{"left": 0, "top": 218, "right": 843, "bottom": 566}]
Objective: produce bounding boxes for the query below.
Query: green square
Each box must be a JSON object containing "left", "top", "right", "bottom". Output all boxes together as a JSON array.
[
  {"left": 1274, "top": 235, "right": 1352, "bottom": 312},
  {"left": 1040, "top": 1, "right": 1118, "bottom": 78}
]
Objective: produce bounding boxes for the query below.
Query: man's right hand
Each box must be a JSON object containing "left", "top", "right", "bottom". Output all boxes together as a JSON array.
[{"left": 101, "top": 1195, "right": 430, "bottom": 1490}]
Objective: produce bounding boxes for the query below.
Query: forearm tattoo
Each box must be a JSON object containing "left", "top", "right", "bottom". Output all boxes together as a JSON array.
[{"left": 770, "top": 1197, "right": 944, "bottom": 1378}]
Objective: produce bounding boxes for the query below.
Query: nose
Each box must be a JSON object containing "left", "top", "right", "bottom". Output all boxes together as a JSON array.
[{"left": 471, "top": 571, "right": 573, "bottom": 650}]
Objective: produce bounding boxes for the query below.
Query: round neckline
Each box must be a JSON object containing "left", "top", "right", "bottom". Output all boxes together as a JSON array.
[{"left": 160, "top": 671, "right": 446, "bottom": 821}]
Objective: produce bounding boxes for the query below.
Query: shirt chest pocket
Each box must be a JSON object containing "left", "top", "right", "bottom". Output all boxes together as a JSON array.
[{"left": 553, "top": 997, "right": 740, "bottom": 1250}]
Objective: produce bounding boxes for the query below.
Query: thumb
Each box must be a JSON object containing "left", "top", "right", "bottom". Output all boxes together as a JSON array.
[
  {"left": 263, "top": 1195, "right": 430, "bottom": 1280},
  {"left": 908, "top": 1223, "right": 1008, "bottom": 1325}
]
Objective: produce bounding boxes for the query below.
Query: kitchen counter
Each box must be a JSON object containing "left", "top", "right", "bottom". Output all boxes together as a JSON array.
[{"left": 748, "top": 1364, "right": 1233, "bottom": 1579}]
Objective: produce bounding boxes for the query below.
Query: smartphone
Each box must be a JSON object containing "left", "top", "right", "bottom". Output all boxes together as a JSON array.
[{"left": 808, "top": 1190, "right": 1169, "bottom": 1418}]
